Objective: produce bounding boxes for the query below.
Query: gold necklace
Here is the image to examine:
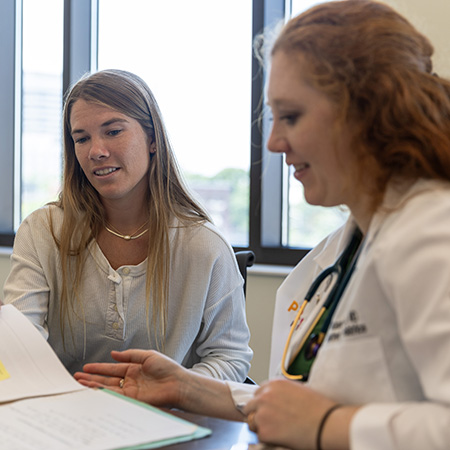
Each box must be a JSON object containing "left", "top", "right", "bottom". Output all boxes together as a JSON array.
[{"left": 104, "top": 221, "right": 149, "bottom": 241}]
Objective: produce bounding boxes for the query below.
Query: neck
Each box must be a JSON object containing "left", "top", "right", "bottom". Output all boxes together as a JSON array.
[
  {"left": 347, "top": 195, "right": 374, "bottom": 236},
  {"left": 352, "top": 211, "right": 373, "bottom": 236},
  {"left": 104, "top": 222, "right": 149, "bottom": 241},
  {"left": 102, "top": 201, "right": 149, "bottom": 235}
]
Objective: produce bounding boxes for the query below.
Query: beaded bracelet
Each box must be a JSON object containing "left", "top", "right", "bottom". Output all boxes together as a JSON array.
[{"left": 316, "top": 403, "right": 343, "bottom": 450}]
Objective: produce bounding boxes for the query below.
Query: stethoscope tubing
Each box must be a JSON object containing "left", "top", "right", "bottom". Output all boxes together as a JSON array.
[{"left": 281, "top": 227, "right": 363, "bottom": 381}]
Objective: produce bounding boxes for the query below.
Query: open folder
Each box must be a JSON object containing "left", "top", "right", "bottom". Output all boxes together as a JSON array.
[{"left": 0, "top": 304, "right": 211, "bottom": 450}]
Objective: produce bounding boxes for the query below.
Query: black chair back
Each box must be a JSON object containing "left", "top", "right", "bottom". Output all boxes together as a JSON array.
[
  {"left": 235, "top": 250, "right": 257, "bottom": 385},
  {"left": 235, "top": 250, "right": 255, "bottom": 296}
]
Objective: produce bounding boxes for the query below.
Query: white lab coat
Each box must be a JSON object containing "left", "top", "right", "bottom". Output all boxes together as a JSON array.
[
  {"left": 230, "top": 178, "right": 450, "bottom": 449},
  {"left": 271, "top": 178, "right": 450, "bottom": 449}
]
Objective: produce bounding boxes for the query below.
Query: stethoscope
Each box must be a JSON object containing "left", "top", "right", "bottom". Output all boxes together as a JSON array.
[{"left": 281, "top": 227, "right": 363, "bottom": 381}]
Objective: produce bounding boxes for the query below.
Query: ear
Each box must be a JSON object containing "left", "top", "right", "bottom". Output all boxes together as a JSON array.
[{"left": 149, "top": 141, "right": 157, "bottom": 154}]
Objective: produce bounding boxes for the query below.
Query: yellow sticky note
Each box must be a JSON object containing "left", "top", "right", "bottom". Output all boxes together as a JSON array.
[{"left": 0, "top": 360, "right": 10, "bottom": 381}]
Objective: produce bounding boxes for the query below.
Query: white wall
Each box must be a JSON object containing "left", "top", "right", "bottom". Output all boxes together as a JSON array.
[
  {"left": 245, "top": 269, "right": 288, "bottom": 383},
  {"left": 384, "top": 0, "right": 450, "bottom": 77}
]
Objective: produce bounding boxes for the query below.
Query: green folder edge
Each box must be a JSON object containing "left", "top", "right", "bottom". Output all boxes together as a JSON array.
[{"left": 101, "top": 388, "right": 212, "bottom": 449}]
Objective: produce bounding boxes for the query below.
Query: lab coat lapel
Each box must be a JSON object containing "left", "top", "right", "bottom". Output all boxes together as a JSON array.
[{"left": 268, "top": 217, "right": 356, "bottom": 378}]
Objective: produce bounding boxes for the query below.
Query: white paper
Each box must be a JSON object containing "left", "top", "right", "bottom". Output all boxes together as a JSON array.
[
  {"left": 0, "top": 305, "right": 207, "bottom": 450},
  {"left": 0, "top": 389, "right": 198, "bottom": 450},
  {"left": 0, "top": 304, "right": 85, "bottom": 403}
]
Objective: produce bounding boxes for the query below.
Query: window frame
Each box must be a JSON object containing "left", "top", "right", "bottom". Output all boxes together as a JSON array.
[
  {"left": 0, "top": 0, "right": 21, "bottom": 247},
  {"left": 243, "top": 0, "right": 309, "bottom": 265},
  {"left": 0, "top": 0, "right": 310, "bottom": 266}
]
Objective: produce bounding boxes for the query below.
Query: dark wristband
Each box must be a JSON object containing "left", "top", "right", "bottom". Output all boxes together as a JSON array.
[{"left": 316, "top": 403, "right": 342, "bottom": 450}]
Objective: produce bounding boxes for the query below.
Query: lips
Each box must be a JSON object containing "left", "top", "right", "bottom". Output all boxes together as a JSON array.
[
  {"left": 294, "top": 163, "right": 310, "bottom": 171},
  {"left": 94, "top": 167, "right": 118, "bottom": 176},
  {"left": 292, "top": 163, "right": 310, "bottom": 181}
]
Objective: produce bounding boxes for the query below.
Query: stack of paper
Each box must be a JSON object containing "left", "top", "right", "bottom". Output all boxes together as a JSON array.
[{"left": 0, "top": 304, "right": 211, "bottom": 450}]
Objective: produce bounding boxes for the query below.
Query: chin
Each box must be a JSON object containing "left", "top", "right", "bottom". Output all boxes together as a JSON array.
[
  {"left": 304, "top": 193, "right": 340, "bottom": 208},
  {"left": 303, "top": 194, "right": 323, "bottom": 207}
]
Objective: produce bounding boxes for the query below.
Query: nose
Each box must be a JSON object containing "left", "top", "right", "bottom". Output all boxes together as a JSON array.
[
  {"left": 89, "top": 138, "right": 110, "bottom": 161},
  {"left": 267, "top": 123, "right": 289, "bottom": 154}
]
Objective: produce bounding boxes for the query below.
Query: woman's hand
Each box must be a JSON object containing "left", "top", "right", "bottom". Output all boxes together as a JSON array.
[
  {"left": 243, "top": 379, "right": 357, "bottom": 450},
  {"left": 74, "top": 349, "right": 187, "bottom": 408},
  {"left": 74, "top": 348, "right": 244, "bottom": 421}
]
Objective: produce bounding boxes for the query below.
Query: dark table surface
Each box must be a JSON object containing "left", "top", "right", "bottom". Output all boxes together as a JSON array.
[{"left": 160, "top": 409, "right": 259, "bottom": 450}]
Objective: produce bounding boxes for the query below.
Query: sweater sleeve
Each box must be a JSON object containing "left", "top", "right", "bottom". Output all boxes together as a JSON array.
[
  {"left": 174, "top": 223, "right": 253, "bottom": 382},
  {"left": 187, "top": 244, "right": 253, "bottom": 382},
  {"left": 3, "top": 207, "right": 56, "bottom": 339}
]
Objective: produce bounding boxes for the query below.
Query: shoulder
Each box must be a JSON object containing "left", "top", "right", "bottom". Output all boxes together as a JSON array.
[
  {"left": 170, "top": 220, "right": 238, "bottom": 271},
  {"left": 18, "top": 204, "right": 63, "bottom": 233},
  {"left": 370, "top": 179, "right": 450, "bottom": 250},
  {"left": 13, "top": 204, "right": 63, "bottom": 254},
  {"left": 363, "top": 179, "right": 450, "bottom": 292},
  {"left": 172, "top": 220, "right": 234, "bottom": 253},
  {"left": 390, "top": 178, "right": 450, "bottom": 216}
]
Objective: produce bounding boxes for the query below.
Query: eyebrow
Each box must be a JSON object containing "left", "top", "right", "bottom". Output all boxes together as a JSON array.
[
  {"left": 267, "top": 99, "right": 298, "bottom": 109},
  {"left": 71, "top": 118, "right": 129, "bottom": 135}
]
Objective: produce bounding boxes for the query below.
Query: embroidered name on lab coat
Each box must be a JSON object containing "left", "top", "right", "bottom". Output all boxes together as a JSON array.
[{"left": 327, "top": 310, "right": 367, "bottom": 342}]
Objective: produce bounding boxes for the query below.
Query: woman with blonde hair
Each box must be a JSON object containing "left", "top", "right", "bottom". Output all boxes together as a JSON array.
[
  {"left": 77, "top": 2, "right": 450, "bottom": 449},
  {"left": 4, "top": 69, "right": 252, "bottom": 381}
]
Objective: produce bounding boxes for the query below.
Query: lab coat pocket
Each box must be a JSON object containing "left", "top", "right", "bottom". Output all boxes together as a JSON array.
[{"left": 308, "top": 336, "right": 396, "bottom": 404}]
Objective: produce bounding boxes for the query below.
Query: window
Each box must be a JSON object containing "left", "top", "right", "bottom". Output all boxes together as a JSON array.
[
  {"left": 97, "top": 0, "right": 252, "bottom": 246},
  {"left": 0, "top": 0, "right": 19, "bottom": 244},
  {"left": 22, "top": 0, "right": 63, "bottom": 220},
  {"left": 0, "top": 0, "right": 346, "bottom": 265}
]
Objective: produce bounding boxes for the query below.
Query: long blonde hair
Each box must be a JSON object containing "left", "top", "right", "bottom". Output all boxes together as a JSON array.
[{"left": 52, "top": 69, "right": 210, "bottom": 348}]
